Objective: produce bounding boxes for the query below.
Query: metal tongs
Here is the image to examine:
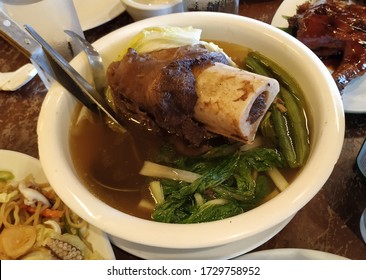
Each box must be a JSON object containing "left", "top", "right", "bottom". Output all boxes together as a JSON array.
[{"left": 0, "top": 10, "right": 123, "bottom": 127}]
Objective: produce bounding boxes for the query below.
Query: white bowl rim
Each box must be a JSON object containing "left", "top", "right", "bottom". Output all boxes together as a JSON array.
[
  {"left": 122, "top": 0, "right": 182, "bottom": 10},
  {"left": 38, "top": 12, "right": 345, "bottom": 250}
]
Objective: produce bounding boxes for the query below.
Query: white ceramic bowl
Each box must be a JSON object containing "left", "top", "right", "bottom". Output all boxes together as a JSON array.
[
  {"left": 37, "top": 12, "right": 345, "bottom": 259},
  {"left": 120, "top": 0, "right": 183, "bottom": 21}
]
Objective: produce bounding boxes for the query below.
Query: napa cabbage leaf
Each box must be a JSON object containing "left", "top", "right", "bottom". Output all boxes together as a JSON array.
[
  {"left": 117, "top": 26, "right": 236, "bottom": 66},
  {"left": 151, "top": 146, "right": 285, "bottom": 223}
]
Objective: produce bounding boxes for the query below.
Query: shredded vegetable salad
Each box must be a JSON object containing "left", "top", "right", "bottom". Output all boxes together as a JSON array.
[{"left": 0, "top": 172, "right": 104, "bottom": 260}]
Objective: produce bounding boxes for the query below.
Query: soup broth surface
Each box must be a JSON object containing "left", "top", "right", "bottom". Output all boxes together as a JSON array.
[{"left": 69, "top": 108, "right": 163, "bottom": 219}]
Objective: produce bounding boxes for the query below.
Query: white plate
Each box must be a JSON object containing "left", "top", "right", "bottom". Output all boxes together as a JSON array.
[
  {"left": 361, "top": 208, "right": 366, "bottom": 243},
  {"left": 271, "top": 0, "right": 366, "bottom": 113},
  {"left": 235, "top": 248, "right": 349, "bottom": 260},
  {"left": 0, "top": 149, "right": 116, "bottom": 260},
  {"left": 73, "top": 0, "right": 125, "bottom": 31}
]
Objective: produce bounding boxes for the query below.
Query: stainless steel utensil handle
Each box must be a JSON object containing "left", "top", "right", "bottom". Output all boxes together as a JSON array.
[
  {"left": 0, "top": 10, "right": 124, "bottom": 128},
  {"left": 25, "top": 24, "right": 123, "bottom": 127},
  {"left": 0, "top": 10, "right": 38, "bottom": 57},
  {"left": 0, "top": 10, "right": 55, "bottom": 87}
]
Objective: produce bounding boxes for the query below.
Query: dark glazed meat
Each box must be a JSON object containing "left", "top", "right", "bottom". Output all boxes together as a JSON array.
[
  {"left": 287, "top": 0, "right": 366, "bottom": 92},
  {"left": 107, "top": 45, "right": 228, "bottom": 146}
]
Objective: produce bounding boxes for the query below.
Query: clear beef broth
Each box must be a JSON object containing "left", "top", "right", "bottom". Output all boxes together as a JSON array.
[
  {"left": 69, "top": 41, "right": 300, "bottom": 220},
  {"left": 209, "top": 40, "right": 251, "bottom": 65},
  {"left": 69, "top": 107, "right": 163, "bottom": 220}
]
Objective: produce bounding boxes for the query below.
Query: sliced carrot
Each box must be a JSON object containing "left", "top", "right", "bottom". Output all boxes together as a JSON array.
[
  {"left": 24, "top": 205, "right": 64, "bottom": 218},
  {"left": 40, "top": 208, "right": 64, "bottom": 218}
]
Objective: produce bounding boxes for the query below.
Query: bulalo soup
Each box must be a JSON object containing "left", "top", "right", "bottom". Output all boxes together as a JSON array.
[{"left": 69, "top": 40, "right": 308, "bottom": 222}]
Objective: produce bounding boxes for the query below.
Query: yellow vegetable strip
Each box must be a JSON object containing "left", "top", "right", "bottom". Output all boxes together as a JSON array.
[
  {"left": 140, "top": 161, "right": 201, "bottom": 183},
  {"left": 267, "top": 167, "right": 289, "bottom": 192}
]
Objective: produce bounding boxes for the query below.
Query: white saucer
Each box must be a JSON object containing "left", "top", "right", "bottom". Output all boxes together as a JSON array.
[
  {"left": 73, "top": 0, "right": 125, "bottom": 31},
  {"left": 235, "top": 248, "right": 349, "bottom": 260},
  {"left": 360, "top": 208, "right": 366, "bottom": 243}
]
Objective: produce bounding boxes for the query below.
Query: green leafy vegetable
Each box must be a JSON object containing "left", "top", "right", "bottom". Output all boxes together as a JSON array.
[
  {"left": 182, "top": 199, "right": 243, "bottom": 224},
  {"left": 149, "top": 147, "right": 285, "bottom": 223}
]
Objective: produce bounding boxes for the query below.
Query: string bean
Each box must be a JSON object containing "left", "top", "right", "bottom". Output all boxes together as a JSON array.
[
  {"left": 248, "top": 51, "right": 305, "bottom": 104},
  {"left": 271, "top": 105, "right": 297, "bottom": 168},
  {"left": 245, "top": 51, "right": 310, "bottom": 167},
  {"left": 280, "top": 87, "right": 309, "bottom": 166}
]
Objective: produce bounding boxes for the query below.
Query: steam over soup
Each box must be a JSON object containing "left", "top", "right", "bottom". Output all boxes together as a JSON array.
[{"left": 69, "top": 37, "right": 310, "bottom": 223}]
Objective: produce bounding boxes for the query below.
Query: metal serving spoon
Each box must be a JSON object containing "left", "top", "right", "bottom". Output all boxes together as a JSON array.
[{"left": 64, "top": 30, "right": 107, "bottom": 95}]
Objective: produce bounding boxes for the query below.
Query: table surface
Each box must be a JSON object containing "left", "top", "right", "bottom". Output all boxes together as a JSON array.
[{"left": 0, "top": 0, "right": 365, "bottom": 260}]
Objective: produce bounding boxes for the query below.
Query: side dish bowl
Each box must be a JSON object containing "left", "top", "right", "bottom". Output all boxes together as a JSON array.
[
  {"left": 120, "top": 0, "right": 183, "bottom": 21},
  {"left": 37, "top": 12, "right": 345, "bottom": 259}
]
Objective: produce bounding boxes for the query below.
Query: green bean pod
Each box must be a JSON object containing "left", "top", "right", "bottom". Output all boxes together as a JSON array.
[
  {"left": 248, "top": 51, "right": 305, "bottom": 104},
  {"left": 271, "top": 105, "right": 297, "bottom": 168},
  {"left": 245, "top": 51, "right": 310, "bottom": 167},
  {"left": 280, "top": 87, "right": 310, "bottom": 166},
  {"left": 244, "top": 55, "right": 271, "bottom": 77},
  {"left": 260, "top": 111, "right": 277, "bottom": 146}
]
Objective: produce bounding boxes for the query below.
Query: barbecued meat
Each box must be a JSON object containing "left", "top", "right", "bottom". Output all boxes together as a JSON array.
[
  {"left": 107, "top": 44, "right": 229, "bottom": 146},
  {"left": 287, "top": 0, "right": 366, "bottom": 92},
  {"left": 349, "top": 0, "right": 366, "bottom": 4}
]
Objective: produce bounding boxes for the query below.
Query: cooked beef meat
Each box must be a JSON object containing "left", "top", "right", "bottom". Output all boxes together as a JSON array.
[
  {"left": 349, "top": 0, "right": 366, "bottom": 4},
  {"left": 287, "top": 0, "right": 366, "bottom": 92},
  {"left": 107, "top": 44, "right": 229, "bottom": 146}
]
